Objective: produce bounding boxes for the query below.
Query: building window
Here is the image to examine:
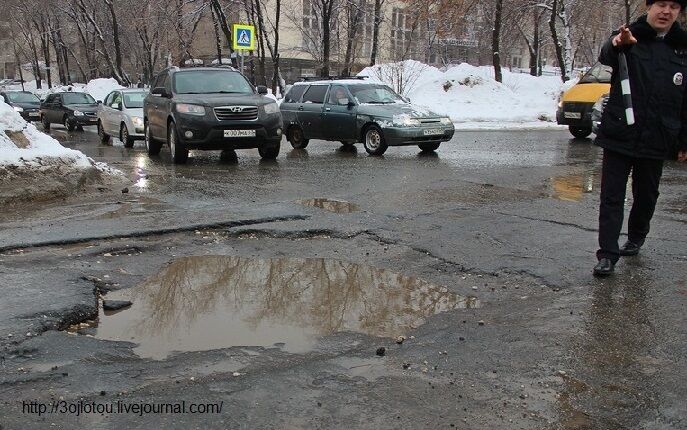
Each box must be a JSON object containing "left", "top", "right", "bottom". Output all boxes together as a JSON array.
[
  {"left": 390, "top": 7, "right": 420, "bottom": 60},
  {"left": 302, "top": 0, "right": 320, "bottom": 51}
]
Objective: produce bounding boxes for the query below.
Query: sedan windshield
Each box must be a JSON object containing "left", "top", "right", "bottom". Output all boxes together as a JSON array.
[
  {"left": 174, "top": 70, "right": 254, "bottom": 94},
  {"left": 5, "top": 92, "right": 40, "bottom": 103},
  {"left": 348, "top": 84, "right": 405, "bottom": 104},
  {"left": 62, "top": 93, "right": 96, "bottom": 105},
  {"left": 123, "top": 92, "right": 146, "bottom": 108},
  {"left": 579, "top": 63, "right": 612, "bottom": 84}
]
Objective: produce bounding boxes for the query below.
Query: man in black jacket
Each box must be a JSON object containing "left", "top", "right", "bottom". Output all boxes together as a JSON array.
[{"left": 594, "top": 0, "right": 687, "bottom": 276}]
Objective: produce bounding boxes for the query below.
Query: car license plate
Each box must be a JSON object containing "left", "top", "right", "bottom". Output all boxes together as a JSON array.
[
  {"left": 29, "top": 112, "right": 40, "bottom": 117},
  {"left": 224, "top": 129, "right": 256, "bottom": 138},
  {"left": 423, "top": 128, "right": 444, "bottom": 136},
  {"left": 564, "top": 112, "right": 581, "bottom": 119}
]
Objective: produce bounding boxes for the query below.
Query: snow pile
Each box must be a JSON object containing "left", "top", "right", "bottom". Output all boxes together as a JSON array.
[
  {"left": 358, "top": 60, "right": 567, "bottom": 128},
  {"left": 4, "top": 78, "right": 123, "bottom": 101},
  {"left": 85, "top": 78, "right": 124, "bottom": 102},
  {"left": 0, "top": 101, "right": 93, "bottom": 167}
]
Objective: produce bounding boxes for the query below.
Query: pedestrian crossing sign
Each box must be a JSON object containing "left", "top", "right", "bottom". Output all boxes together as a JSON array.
[{"left": 232, "top": 24, "right": 256, "bottom": 51}]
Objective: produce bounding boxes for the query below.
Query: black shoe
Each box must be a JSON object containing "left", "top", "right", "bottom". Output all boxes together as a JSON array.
[
  {"left": 619, "top": 241, "right": 640, "bottom": 256},
  {"left": 593, "top": 258, "right": 615, "bottom": 276}
]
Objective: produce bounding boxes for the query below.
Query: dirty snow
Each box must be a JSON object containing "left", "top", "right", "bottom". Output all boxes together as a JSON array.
[
  {"left": 0, "top": 100, "right": 117, "bottom": 173},
  {"left": 358, "top": 60, "right": 569, "bottom": 129}
]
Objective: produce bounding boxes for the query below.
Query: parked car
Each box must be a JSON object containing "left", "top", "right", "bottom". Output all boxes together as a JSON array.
[
  {"left": 98, "top": 88, "right": 147, "bottom": 147},
  {"left": 40, "top": 92, "right": 99, "bottom": 131},
  {"left": 280, "top": 78, "right": 455, "bottom": 155},
  {"left": 0, "top": 91, "right": 42, "bottom": 122},
  {"left": 591, "top": 94, "right": 609, "bottom": 136},
  {"left": 556, "top": 62, "right": 612, "bottom": 138},
  {"left": 143, "top": 66, "right": 282, "bottom": 164}
]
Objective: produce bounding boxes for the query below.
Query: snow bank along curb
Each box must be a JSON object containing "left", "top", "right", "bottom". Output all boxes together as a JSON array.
[
  {"left": 358, "top": 60, "right": 566, "bottom": 126},
  {"left": 0, "top": 100, "right": 123, "bottom": 205}
]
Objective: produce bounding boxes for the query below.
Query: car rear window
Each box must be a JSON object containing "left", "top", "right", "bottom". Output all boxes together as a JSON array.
[
  {"left": 302, "top": 85, "right": 328, "bottom": 104},
  {"left": 284, "top": 85, "right": 307, "bottom": 103}
]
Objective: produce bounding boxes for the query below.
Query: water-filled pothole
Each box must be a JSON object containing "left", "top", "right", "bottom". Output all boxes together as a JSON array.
[
  {"left": 298, "top": 198, "right": 359, "bottom": 213},
  {"left": 92, "top": 256, "right": 480, "bottom": 359}
]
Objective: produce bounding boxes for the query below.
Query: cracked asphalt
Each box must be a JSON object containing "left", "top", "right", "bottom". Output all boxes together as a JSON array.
[{"left": 1, "top": 127, "right": 686, "bottom": 429}]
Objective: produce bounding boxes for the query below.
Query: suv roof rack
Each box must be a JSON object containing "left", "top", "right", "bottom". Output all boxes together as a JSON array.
[{"left": 298, "top": 76, "right": 368, "bottom": 82}]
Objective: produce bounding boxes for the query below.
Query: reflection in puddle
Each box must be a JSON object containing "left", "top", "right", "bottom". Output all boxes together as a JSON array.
[
  {"left": 94, "top": 256, "right": 480, "bottom": 359},
  {"left": 551, "top": 172, "right": 596, "bottom": 202},
  {"left": 298, "top": 198, "right": 359, "bottom": 213}
]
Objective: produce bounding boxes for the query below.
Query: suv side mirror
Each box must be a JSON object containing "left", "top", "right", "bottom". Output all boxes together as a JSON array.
[
  {"left": 347, "top": 101, "right": 356, "bottom": 109},
  {"left": 257, "top": 85, "right": 268, "bottom": 95},
  {"left": 97, "top": 100, "right": 102, "bottom": 104},
  {"left": 152, "top": 87, "right": 169, "bottom": 98}
]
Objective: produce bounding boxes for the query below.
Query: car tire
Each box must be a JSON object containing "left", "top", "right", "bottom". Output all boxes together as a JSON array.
[
  {"left": 42, "top": 115, "right": 50, "bottom": 131},
  {"left": 287, "top": 126, "right": 309, "bottom": 149},
  {"left": 168, "top": 122, "right": 189, "bottom": 164},
  {"left": 76, "top": 125, "right": 84, "bottom": 132},
  {"left": 64, "top": 116, "right": 75, "bottom": 132},
  {"left": 98, "top": 120, "right": 110, "bottom": 144},
  {"left": 258, "top": 143, "right": 280, "bottom": 160},
  {"left": 121, "top": 123, "right": 135, "bottom": 148},
  {"left": 569, "top": 126, "right": 592, "bottom": 139},
  {"left": 145, "top": 120, "right": 162, "bottom": 156},
  {"left": 418, "top": 142, "right": 441, "bottom": 152},
  {"left": 363, "top": 125, "right": 388, "bottom": 156}
]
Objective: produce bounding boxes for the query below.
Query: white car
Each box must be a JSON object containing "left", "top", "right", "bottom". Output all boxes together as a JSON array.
[{"left": 98, "top": 88, "right": 147, "bottom": 147}]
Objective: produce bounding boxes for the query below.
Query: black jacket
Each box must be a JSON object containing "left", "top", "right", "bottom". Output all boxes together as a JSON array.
[{"left": 595, "top": 15, "right": 687, "bottom": 160}]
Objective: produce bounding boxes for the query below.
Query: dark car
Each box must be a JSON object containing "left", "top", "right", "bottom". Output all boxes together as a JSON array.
[
  {"left": 40, "top": 92, "right": 99, "bottom": 131},
  {"left": 280, "top": 78, "right": 455, "bottom": 155},
  {"left": 143, "top": 66, "right": 283, "bottom": 164},
  {"left": 0, "top": 91, "right": 42, "bottom": 122}
]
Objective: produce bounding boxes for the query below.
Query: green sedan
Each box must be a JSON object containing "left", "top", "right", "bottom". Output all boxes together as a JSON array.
[{"left": 280, "top": 79, "right": 455, "bottom": 155}]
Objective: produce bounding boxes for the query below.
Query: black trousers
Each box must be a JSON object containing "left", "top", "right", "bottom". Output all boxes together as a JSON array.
[{"left": 597, "top": 149, "right": 664, "bottom": 263}]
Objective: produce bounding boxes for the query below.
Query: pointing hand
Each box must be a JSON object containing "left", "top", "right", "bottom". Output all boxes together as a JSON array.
[{"left": 612, "top": 25, "right": 637, "bottom": 47}]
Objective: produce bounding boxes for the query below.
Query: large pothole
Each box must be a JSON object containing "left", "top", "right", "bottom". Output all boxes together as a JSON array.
[{"left": 91, "top": 256, "right": 480, "bottom": 359}]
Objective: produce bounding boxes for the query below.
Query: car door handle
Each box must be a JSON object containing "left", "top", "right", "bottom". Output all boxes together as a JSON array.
[
  {"left": 298, "top": 106, "right": 304, "bottom": 111},
  {"left": 325, "top": 108, "right": 331, "bottom": 111}
]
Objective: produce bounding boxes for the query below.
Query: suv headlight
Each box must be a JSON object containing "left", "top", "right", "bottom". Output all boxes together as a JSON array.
[
  {"left": 73, "top": 110, "right": 84, "bottom": 116},
  {"left": 392, "top": 114, "right": 421, "bottom": 127},
  {"left": 262, "top": 102, "right": 279, "bottom": 115},
  {"left": 13, "top": 106, "right": 24, "bottom": 112},
  {"left": 440, "top": 117, "right": 452, "bottom": 125},
  {"left": 131, "top": 116, "right": 144, "bottom": 127},
  {"left": 176, "top": 103, "right": 205, "bottom": 115}
]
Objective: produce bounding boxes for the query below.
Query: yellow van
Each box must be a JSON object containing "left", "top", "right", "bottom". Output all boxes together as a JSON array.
[{"left": 556, "top": 63, "right": 611, "bottom": 138}]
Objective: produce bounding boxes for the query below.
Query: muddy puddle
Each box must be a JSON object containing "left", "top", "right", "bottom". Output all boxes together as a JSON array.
[
  {"left": 298, "top": 198, "right": 359, "bottom": 213},
  {"left": 550, "top": 172, "right": 597, "bottom": 202},
  {"left": 93, "top": 256, "right": 480, "bottom": 359}
]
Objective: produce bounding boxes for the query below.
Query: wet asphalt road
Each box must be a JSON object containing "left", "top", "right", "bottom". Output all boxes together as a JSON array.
[{"left": 0, "top": 125, "right": 686, "bottom": 429}]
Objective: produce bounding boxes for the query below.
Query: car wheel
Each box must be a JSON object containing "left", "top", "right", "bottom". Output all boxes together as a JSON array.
[
  {"left": 121, "top": 123, "right": 134, "bottom": 148},
  {"left": 569, "top": 126, "right": 592, "bottom": 139},
  {"left": 258, "top": 143, "right": 280, "bottom": 160},
  {"left": 98, "top": 120, "right": 110, "bottom": 144},
  {"left": 363, "top": 125, "right": 387, "bottom": 156},
  {"left": 76, "top": 125, "right": 84, "bottom": 132},
  {"left": 64, "top": 116, "right": 75, "bottom": 132},
  {"left": 144, "top": 120, "right": 162, "bottom": 156},
  {"left": 418, "top": 142, "right": 441, "bottom": 152},
  {"left": 288, "top": 126, "right": 309, "bottom": 149},
  {"left": 41, "top": 115, "right": 50, "bottom": 131},
  {"left": 168, "top": 122, "right": 189, "bottom": 164}
]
